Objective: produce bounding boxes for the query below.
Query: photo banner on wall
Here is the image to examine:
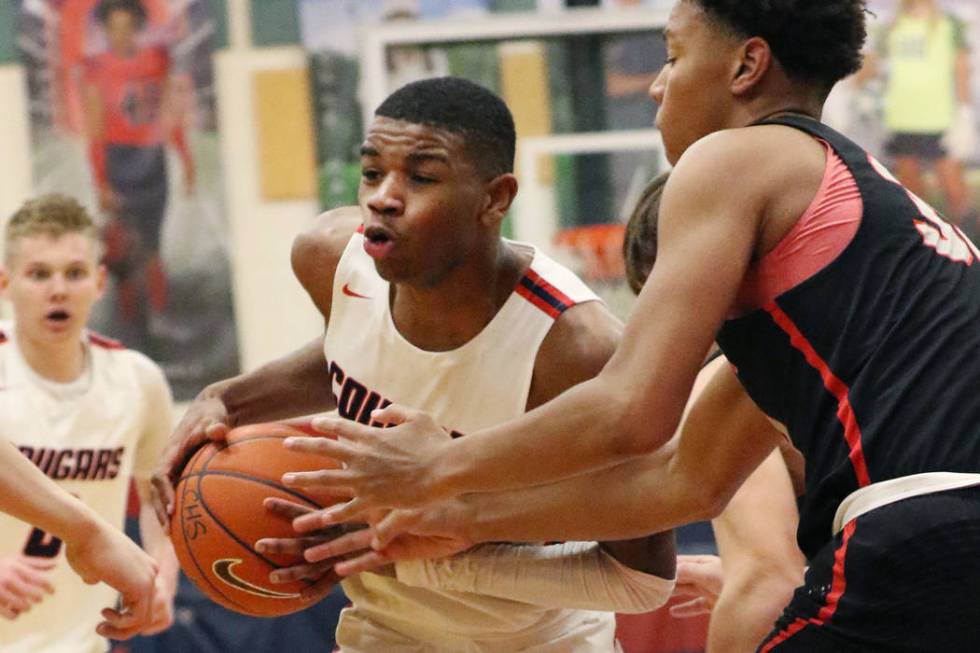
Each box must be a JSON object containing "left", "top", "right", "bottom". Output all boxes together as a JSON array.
[{"left": 17, "top": 0, "right": 239, "bottom": 400}]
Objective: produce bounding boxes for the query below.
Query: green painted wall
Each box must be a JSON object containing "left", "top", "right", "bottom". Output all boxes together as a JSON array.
[
  {"left": 251, "top": 0, "right": 301, "bottom": 46},
  {"left": 0, "top": 2, "right": 18, "bottom": 64}
]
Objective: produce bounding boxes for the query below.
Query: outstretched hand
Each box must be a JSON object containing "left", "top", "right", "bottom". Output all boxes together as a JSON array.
[
  {"left": 281, "top": 405, "right": 453, "bottom": 515},
  {"left": 65, "top": 522, "right": 158, "bottom": 639},
  {"left": 289, "top": 495, "right": 476, "bottom": 577},
  {"left": 669, "top": 554, "right": 724, "bottom": 618},
  {"left": 150, "top": 392, "right": 231, "bottom": 528}
]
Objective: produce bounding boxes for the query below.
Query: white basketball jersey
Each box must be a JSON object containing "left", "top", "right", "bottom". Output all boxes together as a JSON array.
[
  {"left": 325, "top": 234, "right": 617, "bottom": 651},
  {"left": 0, "top": 322, "right": 173, "bottom": 653}
]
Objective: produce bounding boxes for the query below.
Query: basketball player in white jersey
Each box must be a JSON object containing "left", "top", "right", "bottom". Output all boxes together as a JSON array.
[
  {"left": 152, "top": 77, "right": 676, "bottom": 651},
  {"left": 0, "top": 194, "right": 178, "bottom": 652},
  {"left": 305, "top": 171, "right": 806, "bottom": 653}
]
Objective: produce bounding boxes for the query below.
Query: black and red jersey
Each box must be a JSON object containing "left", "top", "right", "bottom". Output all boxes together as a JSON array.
[{"left": 716, "top": 114, "right": 980, "bottom": 559}]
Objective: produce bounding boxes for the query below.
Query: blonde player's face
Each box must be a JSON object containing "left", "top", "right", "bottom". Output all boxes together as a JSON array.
[
  {"left": 357, "top": 116, "right": 489, "bottom": 285},
  {"left": 650, "top": 1, "right": 742, "bottom": 164},
  {"left": 1, "top": 234, "right": 106, "bottom": 345}
]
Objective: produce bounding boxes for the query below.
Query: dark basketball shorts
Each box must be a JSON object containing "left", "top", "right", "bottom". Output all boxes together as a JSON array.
[
  {"left": 107, "top": 144, "right": 169, "bottom": 253},
  {"left": 758, "top": 484, "right": 980, "bottom": 652},
  {"left": 885, "top": 132, "right": 948, "bottom": 162}
]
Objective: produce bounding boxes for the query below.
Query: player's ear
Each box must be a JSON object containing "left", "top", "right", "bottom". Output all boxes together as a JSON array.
[
  {"left": 95, "top": 263, "right": 108, "bottom": 299},
  {"left": 480, "top": 173, "right": 518, "bottom": 229},
  {"left": 731, "top": 36, "right": 772, "bottom": 96},
  {"left": 0, "top": 266, "right": 8, "bottom": 296}
]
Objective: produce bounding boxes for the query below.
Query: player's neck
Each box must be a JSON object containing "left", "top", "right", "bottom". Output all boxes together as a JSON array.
[
  {"left": 390, "top": 239, "right": 527, "bottom": 352},
  {"left": 740, "top": 94, "right": 823, "bottom": 128},
  {"left": 14, "top": 325, "right": 87, "bottom": 383}
]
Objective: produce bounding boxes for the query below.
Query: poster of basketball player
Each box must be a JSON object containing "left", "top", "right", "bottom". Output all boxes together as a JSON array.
[
  {"left": 300, "top": 0, "right": 537, "bottom": 209},
  {"left": 16, "top": 0, "right": 239, "bottom": 400}
]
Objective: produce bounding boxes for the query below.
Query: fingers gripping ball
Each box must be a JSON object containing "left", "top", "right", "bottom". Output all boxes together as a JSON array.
[{"left": 170, "top": 423, "right": 342, "bottom": 617}]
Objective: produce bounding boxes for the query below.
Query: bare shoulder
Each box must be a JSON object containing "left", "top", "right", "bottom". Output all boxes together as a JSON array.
[
  {"left": 528, "top": 300, "right": 623, "bottom": 409},
  {"left": 669, "top": 126, "right": 821, "bottom": 205},
  {"left": 663, "top": 126, "right": 825, "bottom": 257},
  {"left": 291, "top": 206, "right": 362, "bottom": 318}
]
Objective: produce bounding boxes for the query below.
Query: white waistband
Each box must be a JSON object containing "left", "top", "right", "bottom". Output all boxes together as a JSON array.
[{"left": 833, "top": 472, "right": 980, "bottom": 535}]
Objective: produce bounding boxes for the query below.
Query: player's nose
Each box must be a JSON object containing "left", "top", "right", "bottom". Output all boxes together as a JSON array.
[{"left": 366, "top": 175, "right": 404, "bottom": 216}]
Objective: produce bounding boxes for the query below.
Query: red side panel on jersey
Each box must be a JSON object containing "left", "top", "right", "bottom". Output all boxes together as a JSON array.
[
  {"left": 88, "top": 332, "right": 126, "bottom": 350},
  {"left": 765, "top": 302, "right": 871, "bottom": 488},
  {"left": 733, "top": 141, "right": 862, "bottom": 316},
  {"left": 516, "top": 269, "right": 575, "bottom": 319},
  {"left": 758, "top": 521, "right": 857, "bottom": 652}
]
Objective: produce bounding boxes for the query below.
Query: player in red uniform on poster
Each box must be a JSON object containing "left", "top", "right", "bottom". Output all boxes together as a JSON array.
[{"left": 83, "top": 0, "right": 195, "bottom": 343}]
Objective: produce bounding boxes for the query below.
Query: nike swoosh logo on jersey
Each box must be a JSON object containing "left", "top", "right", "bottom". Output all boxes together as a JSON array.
[
  {"left": 342, "top": 283, "right": 370, "bottom": 299},
  {"left": 212, "top": 559, "right": 300, "bottom": 599}
]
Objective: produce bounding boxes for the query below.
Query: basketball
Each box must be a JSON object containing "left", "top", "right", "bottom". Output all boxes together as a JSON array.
[{"left": 170, "top": 422, "right": 341, "bottom": 617}]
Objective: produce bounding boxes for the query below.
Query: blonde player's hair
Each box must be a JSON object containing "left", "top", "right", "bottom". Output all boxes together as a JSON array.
[{"left": 4, "top": 194, "right": 100, "bottom": 265}]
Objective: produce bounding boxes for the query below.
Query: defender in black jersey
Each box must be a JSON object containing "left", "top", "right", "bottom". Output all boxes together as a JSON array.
[{"left": 267, "top": 2, "right": 980, "bottom": 650}]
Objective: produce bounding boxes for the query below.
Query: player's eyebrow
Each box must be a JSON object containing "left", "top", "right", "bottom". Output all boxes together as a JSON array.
[{"left": 406, "top": 151, "right": 450, "bottom": 165}]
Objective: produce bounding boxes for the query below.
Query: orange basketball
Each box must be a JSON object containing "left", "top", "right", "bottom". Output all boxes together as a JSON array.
[{"left": 170, "top": 423, "right": 341, "bottom": 617}]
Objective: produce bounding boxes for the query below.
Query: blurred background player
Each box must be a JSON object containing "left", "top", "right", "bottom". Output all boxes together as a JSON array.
[
  {"left": 857, "top": 0, "right": 978, "bottom": 235},
  {"left": 153, "top": 77, "right": 676, "bottom": 651},
  {"left": 0, "top": 193, "right": 177, "bottom": 652},
  {"left": 83, "top": 0, "right": 196, "bottom": 348}
]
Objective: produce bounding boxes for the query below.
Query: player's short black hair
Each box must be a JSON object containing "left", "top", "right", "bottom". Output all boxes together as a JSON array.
[
  {"left": 623, "top": 172, "right": 669, "bottom": 294},
  {"left": 96, "top": 0, "right": 148, "bottom": 27},
  {"left": 375, "top": 77, "right": 516, "bottom": 177},
  {"left": 691, "top": 0, "right": 867, "bottom": 93}
]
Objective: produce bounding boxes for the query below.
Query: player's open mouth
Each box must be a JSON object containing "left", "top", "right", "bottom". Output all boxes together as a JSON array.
[
  {"left": 46, "top": 310, "right": 70, "bottom": 323},
  {"left": 363, "top": 226, "right": 396, "bottom": 259}
]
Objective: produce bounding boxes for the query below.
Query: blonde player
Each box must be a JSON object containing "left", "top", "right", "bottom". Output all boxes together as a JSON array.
[
  {"left": 0, "top": 193, "right": 177, "bottom": 652},
  {"left": 154, "top": 77, "right": 676, "bottom": 652}
]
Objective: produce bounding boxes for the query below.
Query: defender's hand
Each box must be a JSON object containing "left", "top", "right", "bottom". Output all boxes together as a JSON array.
[{"left": 281, "top": 405, "right": 452, "bottom": 515}]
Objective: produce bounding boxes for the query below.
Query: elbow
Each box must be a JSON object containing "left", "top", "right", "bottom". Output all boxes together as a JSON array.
[{"left": 609, "top": 404, "right": 677, "bottom": 459}]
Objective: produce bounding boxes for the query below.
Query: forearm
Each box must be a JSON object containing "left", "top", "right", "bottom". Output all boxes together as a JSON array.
[
  {"left": 395, "top": 541, "right": 674, "bottom": 613},
  {"left": 0, "top": 441, "right": 102, "bottom": 543},
  {"left": 456, "top": 363, "right": 780, "bottom": 544},
  {"left": 219, "top": 337, "right": 336, "bottom": 425},
  {"left": 462, "top": 445, "right": 713, "bottom": 543},
  {"left": 438, "top": 370, "right": 687, "bottom": 497},
  {"left": 138, "top": 486, "right": 178, "bottom": 593},
  {"left": 169, "top": 125, "right": 193, "bottom": 171},
  {"left": 88, "top": 141, "right": 109, "bottom": 189},
  {"left": 707, "top": 570, "right": 798, "bottom": 653}
]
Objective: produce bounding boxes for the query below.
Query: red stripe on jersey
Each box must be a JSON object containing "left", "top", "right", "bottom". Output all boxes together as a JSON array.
[
  {"left": 765, "top": 302, "right": 871, "bottom": 487},
  {"left": 758, "top": 520, "right": 857, "bottom": 652},
  {"left": 356, "top": 224, "right": 365, "bottom": 234},
  {"left": 0, "top": 331, "right": 6, "bottom": 345},
  {"left": 516, "top": 284, "right": 561, "bottom": 318},
  {"left": 88, "top": 332, "right": 126, "bottom": 350},
  {"left": 524, "top": 268, "right": 574, "bottom": 308}
]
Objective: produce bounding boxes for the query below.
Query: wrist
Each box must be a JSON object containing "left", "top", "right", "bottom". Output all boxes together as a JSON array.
[
  {"left": 57, "top": 503, "right": 101, "bottom": 545},
  {"left": 429, "top": 440, "right": 465, "bottom": 500}
]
